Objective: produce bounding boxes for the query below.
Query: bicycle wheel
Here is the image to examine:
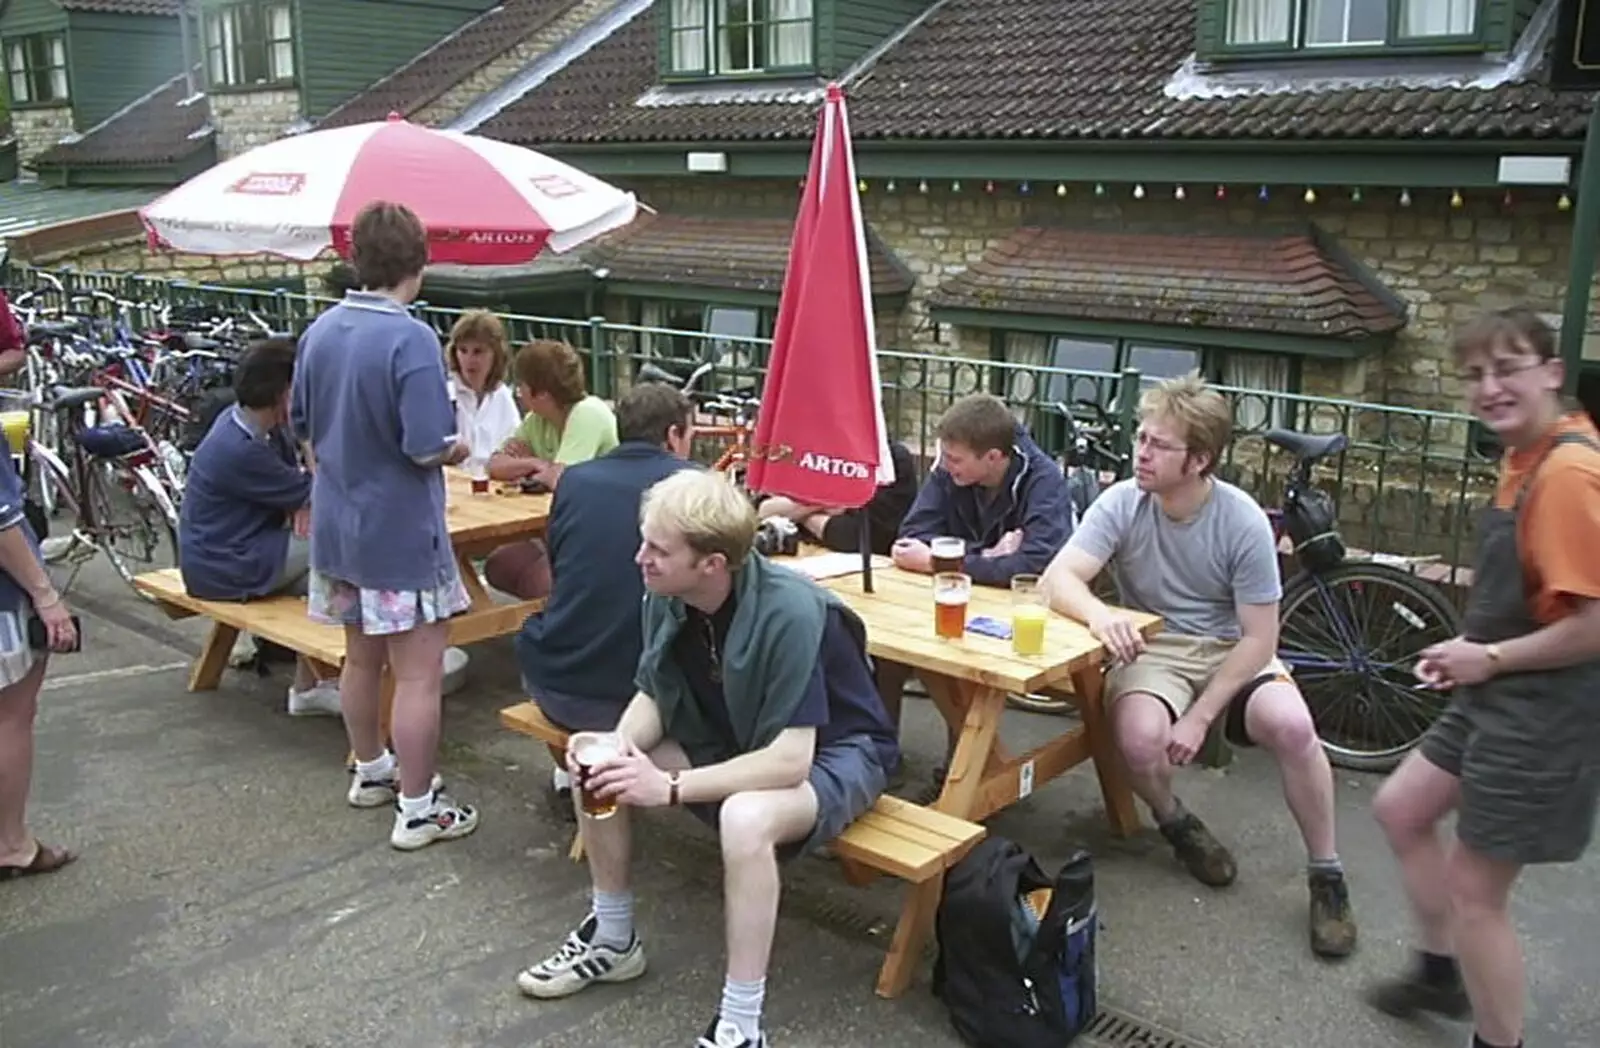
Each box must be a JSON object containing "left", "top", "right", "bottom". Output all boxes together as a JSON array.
[
  {"left": 1279, "top": 562, "right": 1460, "bottom": 773},
  {"left": 85, "top": 459, "right": 179, "bottom": 596}
]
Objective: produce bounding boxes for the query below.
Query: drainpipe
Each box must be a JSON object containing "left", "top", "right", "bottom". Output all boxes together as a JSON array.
[{"left": 178, "top": 0, "right": 197, "bottom": 96}]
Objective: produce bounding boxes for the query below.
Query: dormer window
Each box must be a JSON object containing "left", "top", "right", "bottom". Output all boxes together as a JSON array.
[
  {"left": 667, "top": 0, "right": 815, "bottom": 77},
  {"left": 1225, "top": 0, "right": 1477, "bottom": 49}
]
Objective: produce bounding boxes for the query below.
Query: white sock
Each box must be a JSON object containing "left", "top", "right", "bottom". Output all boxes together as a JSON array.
[
  {"left": 591, "top": 890, "right": 634, "bottom": 949},
  {"left": 398, "top": 792, "right": 433, "bottom": 819},
  {"left": 552, "top": 767, "right": 572, "bottom": 792},
  {"left": 719, "top": 977, "right": 765, "bottom": 1042},
  {"left": 355, "top": 751, "right": 396, "bottom": 781}
]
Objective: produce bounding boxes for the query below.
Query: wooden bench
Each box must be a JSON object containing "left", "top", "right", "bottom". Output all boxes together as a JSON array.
[
  {"left": 134, "top": 569, "right": 396, "bottom": 738},
  {"left": 500, "top": 699, "right": 986, "bottom": 998}
]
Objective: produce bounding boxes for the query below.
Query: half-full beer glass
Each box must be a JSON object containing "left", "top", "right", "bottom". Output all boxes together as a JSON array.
[
  {"left": 930, "top": 536, "right": 966, "bottom": 575},
  {"left": 572, "top": 732, "right": 622, "bottom": 820},
  {"left": 934, "top": 572, "right": 971, "bottom": 639}
]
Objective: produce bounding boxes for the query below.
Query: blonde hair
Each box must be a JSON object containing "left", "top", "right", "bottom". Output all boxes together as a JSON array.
[
  {"left": 1139, "top": 372, "right": 1233, "bottom": 475},
  {"left": 445, "top": 310, "right": 510, "bottom": 390},
  {"left": 640, "top": 470, "right": 758, "bottom": 571}
]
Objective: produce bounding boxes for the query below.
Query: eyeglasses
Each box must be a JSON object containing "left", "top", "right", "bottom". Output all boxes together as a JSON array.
[
  {"left": 1455, "top": 357, "right": 1548, "bottom": 386},
  {"left": 1134, "top": 430, "right": 1188, "bottom": 455}
]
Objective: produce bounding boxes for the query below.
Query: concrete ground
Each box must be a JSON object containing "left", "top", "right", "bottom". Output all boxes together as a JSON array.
[{"left": 2, "top": 558, "right": 1597, "bottom": 1048}]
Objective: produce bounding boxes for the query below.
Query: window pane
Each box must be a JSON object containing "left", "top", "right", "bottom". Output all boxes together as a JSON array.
[
  {"left": 671, "top": 28, "right": 706, "bottom": 71},
  {"left": 1227, "top": 0, "right": 1293, "bottom": 44},
  {"left": 48, "top": 66, "right": 66, "bottom": 100},
  {"left": 1305, "top": 0, "right": 1386, "bottom": 45},
  {"left": 1221, "top": 351, "right": 1292, "bottom": 431},
  {"left": 767, "top": 0, "right": 811, "bottom": 66},
  {"left": 9, "top": 72, "right": 27, "bottom": 105},
  {"left": 1401, "top": 0, "right": 1474, "bottom": 37},
  {"left": 1044, "top": 336, "right": 1117, "bottom": 406},
  {"left": 707, "top": 306, "right": 761, "bottom": 391},
  {"left": 1127, "top": 344, "right": 1200, "bottom": 381},
  {"left": 270, "top": 41, "right": 294, "bottom": 80}
]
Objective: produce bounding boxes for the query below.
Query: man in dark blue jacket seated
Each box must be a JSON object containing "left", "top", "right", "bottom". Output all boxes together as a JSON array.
[
  {"left": 883, "top": 392, "right": 1074, "bottom": 771},
  {"left": 515, "top": 382, "right": 696, "bottom": 801},
  {"left": 179, "top": 338, "right": 338, "bottom": 717}
]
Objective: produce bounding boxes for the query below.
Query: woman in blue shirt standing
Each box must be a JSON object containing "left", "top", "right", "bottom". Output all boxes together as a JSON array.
[
  {"left": 0, "top": 445, "right": 79, "bottom": 879},
  {"left": 291, "top": 201, "right": 479, "bottom": 852}
]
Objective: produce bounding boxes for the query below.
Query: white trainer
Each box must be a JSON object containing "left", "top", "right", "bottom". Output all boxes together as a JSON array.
[
  {"left": 286, "top": 682, "right": 341, "bottom": 717},
  {"left": 515, "top": 915, "right": 647, "bottom": 999}
]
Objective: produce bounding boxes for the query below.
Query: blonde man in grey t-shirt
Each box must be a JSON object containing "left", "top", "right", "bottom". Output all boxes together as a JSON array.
[{"left": 1041, "top": 375, "right": 1357, "bottom": 961}]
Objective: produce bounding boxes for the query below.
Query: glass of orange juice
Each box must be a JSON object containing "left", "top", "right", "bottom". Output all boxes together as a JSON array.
[{"left": 1011, "top": 574, "right": 1047, "bottom": 656}]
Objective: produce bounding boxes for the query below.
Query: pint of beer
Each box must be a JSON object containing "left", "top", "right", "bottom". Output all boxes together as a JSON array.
[
  {"left": 572, "top": 732, "right": 622, "bottom": 820},
  {"left": 930, "top": 536, "right": 966, "bottom": 575},
  {"left": 934, "top": 572, "right": 971, "bottom": 639}
]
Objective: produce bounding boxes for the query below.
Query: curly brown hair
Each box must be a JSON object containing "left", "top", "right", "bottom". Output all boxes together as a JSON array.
[
  {"left": 512, "top": 339, "right": 588, "bottom": 408},
  {"left": 446, "top": 310, "right": 510, "bottom": 390},
  {"left": 349, "top": 201, "right": 427, "bottom": 291}
]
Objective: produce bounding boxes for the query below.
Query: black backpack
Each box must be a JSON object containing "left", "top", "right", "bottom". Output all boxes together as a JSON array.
[{"left": 933, "top": 836, "right": 1099, "bottom": 1047}]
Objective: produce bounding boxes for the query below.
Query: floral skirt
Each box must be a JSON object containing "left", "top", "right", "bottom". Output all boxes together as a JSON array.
[
  {"left": 307, "top": 569, "right": 472, "bottom": 637},
  {"left": 0, "top": 605, "right": 38, "bottom": 689}
]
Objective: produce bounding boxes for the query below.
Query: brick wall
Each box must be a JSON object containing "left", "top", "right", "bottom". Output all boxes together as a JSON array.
[
  {"left": 12, "top": 106, "right": 75, "bottom": 168},
  {"left": 208, "top": 88, "right": 302, "bottom": 160}
]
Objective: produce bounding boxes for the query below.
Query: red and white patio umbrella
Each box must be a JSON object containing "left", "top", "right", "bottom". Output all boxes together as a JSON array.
[
  {"left": 139, "top": 114, "right": 638, "bottom": 264},
  {"left": 746, "top": 83, "right": 894, "bottom": 588}
]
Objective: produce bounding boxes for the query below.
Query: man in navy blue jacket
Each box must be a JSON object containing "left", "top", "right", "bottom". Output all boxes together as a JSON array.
[
  {"left": 883, "top": 393, "right": 1073, "bottom": 777},
  {"left": 515, "top": 382, "right": 695, "bottom": 800},
  {"left": 179, "top": 338, "right": 338, "bottom": 717}
]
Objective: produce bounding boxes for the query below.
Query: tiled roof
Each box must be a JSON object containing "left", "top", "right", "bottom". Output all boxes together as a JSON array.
[
  {"left": 480, "top": 0, "right": 1595, "bottom": 146},
  {"left": 317, "top": 0, "right": 582, "bottom": 129},
  {"left": 32, "top": 73, "right": 210, "bottom": 170},
  {"left": 927, "top": 226, "right": 1406, "bottom": 340},
  {"left": 590, "top": 212, "right": 915, "bottom": 298},
  {"left": 56, "top": 1, "right": 182, "bottom": 13}
]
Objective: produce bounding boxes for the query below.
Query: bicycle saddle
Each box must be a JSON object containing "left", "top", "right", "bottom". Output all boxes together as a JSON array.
[
  {"left": 47, "top": 386, "right": 105, "bottom": 413},
  {"left": 636, "top": 362, "right": 684, "bottom": 385},
  {"left": 1263, "top": 428, "right": 1348, "bottom": 461}
]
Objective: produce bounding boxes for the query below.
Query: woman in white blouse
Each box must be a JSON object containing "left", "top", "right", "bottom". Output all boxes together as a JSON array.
[{"left": 446, "top": 310, "right": 521, "bottom": 465}]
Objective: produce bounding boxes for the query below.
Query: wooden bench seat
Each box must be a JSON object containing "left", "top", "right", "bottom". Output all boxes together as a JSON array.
[
  {"left": 500, "top": 699, "right": 985, "bottom": 997},
  {"left": 133, "top": 568, "right": 348, "bottom": 691}
]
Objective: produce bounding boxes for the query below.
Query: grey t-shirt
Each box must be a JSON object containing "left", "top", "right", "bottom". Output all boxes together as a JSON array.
[{"left": 1068, "top": 478, "right": 1281, "bottom": 639}]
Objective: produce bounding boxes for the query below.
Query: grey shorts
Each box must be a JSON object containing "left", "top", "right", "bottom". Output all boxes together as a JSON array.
[
  {"left": 267, "top": 535, "right": 312, "bottom": 598},
  {"left": 688, "top": 733, "right": 887, "bottom": 862},
  {"left": 525, "top": 680, "right": 629, "bottom": 734},
  {"left": 1421, "top": 701, "right": 1600, "bottom": 866}
]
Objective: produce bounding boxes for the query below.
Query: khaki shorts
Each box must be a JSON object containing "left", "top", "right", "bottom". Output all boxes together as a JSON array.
[{"left": 1105, "top": 634, "right": 1291, "bottom": 746}]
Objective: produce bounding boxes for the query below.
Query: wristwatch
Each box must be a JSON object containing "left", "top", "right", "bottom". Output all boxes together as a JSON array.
[
  {"left": 1484, "top": 643, "right": 1503, "bottom": 671},
  {"left": 667, "top": 771, "right": 683, "bottom": 807}
]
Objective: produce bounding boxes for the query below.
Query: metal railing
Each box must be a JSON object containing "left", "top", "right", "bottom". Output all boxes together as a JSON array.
[{"left": 7, "top": 264, "right": 1496, "bottom": 575}]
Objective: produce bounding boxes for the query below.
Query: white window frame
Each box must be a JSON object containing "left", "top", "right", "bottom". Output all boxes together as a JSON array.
[
  {"left": 204, "top": 1, "right": 295, "bottom": 88},
  {"left": 666, "top": 0, "right": 815, "bottom": 76}
]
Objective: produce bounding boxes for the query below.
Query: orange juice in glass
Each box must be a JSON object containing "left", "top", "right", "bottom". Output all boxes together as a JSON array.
[{"left": 1011, "top": 574, "right": 1047, "bottom": 655}]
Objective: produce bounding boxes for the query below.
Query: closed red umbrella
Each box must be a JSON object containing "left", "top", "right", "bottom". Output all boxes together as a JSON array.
[{"left": 748, "top": 83, "right": 894, "bottom": 588}]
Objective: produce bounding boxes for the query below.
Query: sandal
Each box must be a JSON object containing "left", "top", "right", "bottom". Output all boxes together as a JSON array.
[{"left": 0, "top": 841, "right": 77, "bottom": 880}]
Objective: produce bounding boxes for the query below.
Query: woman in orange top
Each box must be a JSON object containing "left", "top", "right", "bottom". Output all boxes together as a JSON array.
[{"left": 1367, "top": 309, "right": 1600, "bottom": 1048}]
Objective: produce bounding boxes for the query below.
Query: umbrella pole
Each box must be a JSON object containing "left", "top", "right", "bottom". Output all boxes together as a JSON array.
[{"left": 861, "top": 511, "right": 874, "bottom": 593}]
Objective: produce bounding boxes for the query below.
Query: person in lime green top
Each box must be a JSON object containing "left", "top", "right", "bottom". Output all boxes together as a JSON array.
[
  {"left": 484, "top": 340, "right": 618, "bottom": 598},
  {"left": 488, "top": 339, "right": 618, "bottom": 491}
]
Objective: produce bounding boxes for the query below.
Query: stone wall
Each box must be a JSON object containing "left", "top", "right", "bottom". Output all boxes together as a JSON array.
[
  {"left": 28, "top": 234, "right": 329, "bottom": 293},
  {"left": 631, "top": 176, "right": 1590, "bottom": 414},
  {"left": 209, "top": 88, "right": 302, "bottom": 160},
  {"left": 413, "top": 0, "right": 619, "bottom": 128},
  {"left": 13, "top": 105, "right": 75, "bottom": 168}
]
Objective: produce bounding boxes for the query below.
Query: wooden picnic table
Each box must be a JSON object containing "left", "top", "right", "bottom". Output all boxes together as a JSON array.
[
  {"left": 440, "top": 467, "right": 551, "bottom": 645},
  {"left": 815, "top": 563, "right": 1161, "bottom": 834}
]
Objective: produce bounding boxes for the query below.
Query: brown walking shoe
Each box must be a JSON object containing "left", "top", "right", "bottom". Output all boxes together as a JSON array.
[
  {"left": 1157, "top": 809, "right": 1237, "bottom": 887},
  {"left": 1308, "top": 870, "right": 1357, "bottom": 958},
  {"left": 1365, "top": 955, "right": 1470, "bottom": 1020}
]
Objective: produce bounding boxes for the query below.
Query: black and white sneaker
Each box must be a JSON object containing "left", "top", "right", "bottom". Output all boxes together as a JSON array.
[
  {"left": 515, "top": 914, "right": 647, "bottom": 999},
  {"left": 696, "top": 1016, "right": 766, "bottom": 1047}
]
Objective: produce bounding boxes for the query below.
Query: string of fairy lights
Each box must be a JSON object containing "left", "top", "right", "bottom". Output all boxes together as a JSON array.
[{"left": 807, "top": 178, "right": 1575, "bottom": 210}]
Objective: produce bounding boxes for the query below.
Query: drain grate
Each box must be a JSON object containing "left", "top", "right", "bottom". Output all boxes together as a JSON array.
[{"left": 1082, "top": 1007, "right": 1219, "bottom": 1048}]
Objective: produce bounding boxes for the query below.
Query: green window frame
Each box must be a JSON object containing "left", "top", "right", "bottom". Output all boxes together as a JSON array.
[
  {"left": 996, "top": 330, "right": 1304, "bottom": 448},
  {"left": 204, "top": 0, "right": 295, "bottom": 88},
  {"left": 1221, "top": 0, "right": 1481, "bottom": 54},
  {"left": 4, "top": 33, "right": 69, "bottom": 105},
  {"left": 665, "top": 0, "right": 816, "bottom": 77}
]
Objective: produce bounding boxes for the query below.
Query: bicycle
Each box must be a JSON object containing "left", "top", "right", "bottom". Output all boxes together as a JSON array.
[
  {"left": 1265, "top": 428, "right": 1460, "bottom": 772},
  {"left": 23, "top": 385, "right": 181, "bottom": 599}
]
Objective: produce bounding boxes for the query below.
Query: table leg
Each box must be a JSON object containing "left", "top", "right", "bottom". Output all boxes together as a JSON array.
[
  {"left": 456, "top": 550, "right": 493, "bottom": 611},
  {"left": 1071, "top": 664, "right": 1141, "bottom": 837},
  {"left": 188, "top": 621, "right": 239, "bottom": 692},
  {"left": 877, "top": 876, "right": 944, "bottom": 999},
  {"left": 926, "top": 678, "right": 1006, "bottom": 818}
]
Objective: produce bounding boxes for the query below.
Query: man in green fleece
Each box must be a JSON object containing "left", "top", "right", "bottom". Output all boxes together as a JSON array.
[{"left": 513, "top": 470, "right": 900, "bottom": 1048}]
